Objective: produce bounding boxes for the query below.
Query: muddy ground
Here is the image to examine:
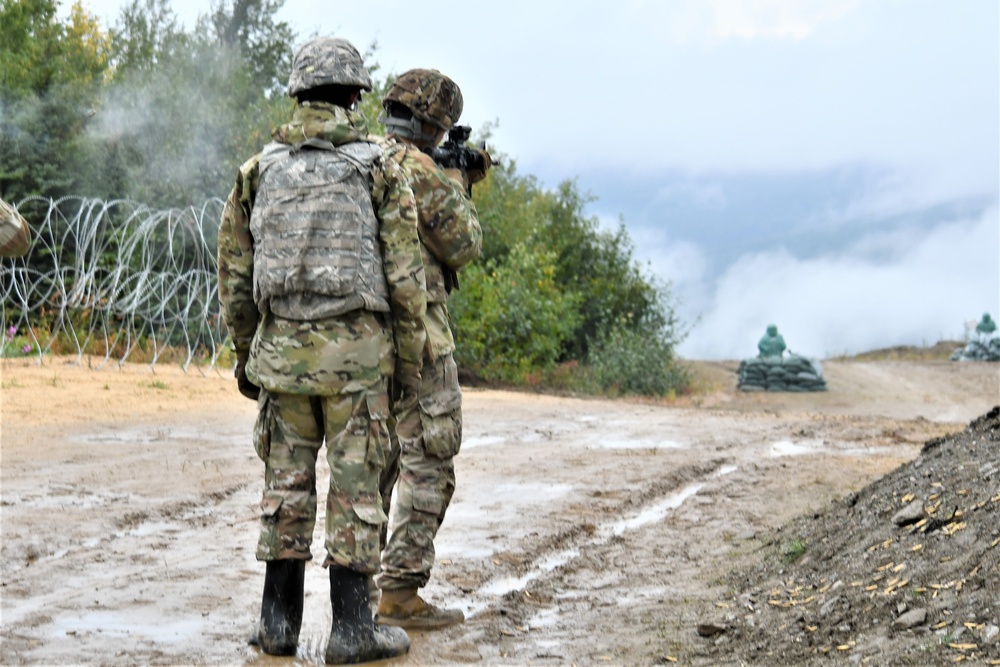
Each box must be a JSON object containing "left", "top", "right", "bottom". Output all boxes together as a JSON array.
[{"left": 0, "top": 353, "right": 997, "bottom": 666}]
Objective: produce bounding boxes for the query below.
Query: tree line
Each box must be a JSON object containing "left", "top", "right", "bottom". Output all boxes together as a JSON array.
[{"left": 0, "top": 0, "right": 689, "bottom": 396}]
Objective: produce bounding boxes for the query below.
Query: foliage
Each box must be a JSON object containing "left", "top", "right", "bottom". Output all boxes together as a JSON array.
[
  {"left": 450, "top": 242, "right": 582, "bottom": 383},
  {"left": 1, "top": 325, "right": 35, "bottom": 358},
  {"left": 783, "top": 538, "right": 807, "bottom": 563},
  {"left": 0, "top": 0, "right": 111, "bottom": 210},
  {"left": 356, "top": 42, "right": 392, "bottom": 134},
  {"left": 588, "top": 314, "right": 689, "bottom": 397},
  {"left": 458, "top": 156, "right": 689, "bottom": 395},
  {"left": 94, "top": 0, "right": 294, "bottom": 207},
  {"left": 206, "top": 0, "right": 293, "bottom": 96},
  {"left": 0, "top": 0, "right": 288, "bottom": 210},
  {"left": 0, "top": 0, "right": 110, "bottom": 97}
]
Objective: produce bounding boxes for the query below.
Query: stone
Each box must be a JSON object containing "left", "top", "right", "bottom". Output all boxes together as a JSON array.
[
  {"left": 892, "top": 500, "right": 925, "bottom": 527},
  {"left": 891, "top": 608, "right": 927, "bottom": 631},
  {"left": 697, "top": 623, "right": 728, "bottom": 638}
]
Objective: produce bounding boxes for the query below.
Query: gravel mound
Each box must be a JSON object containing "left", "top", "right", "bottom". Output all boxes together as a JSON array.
[{"left": 696, "top": 407, "right": 1000, "bottom": 666}]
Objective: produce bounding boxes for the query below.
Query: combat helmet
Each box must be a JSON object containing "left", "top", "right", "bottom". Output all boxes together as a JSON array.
[
  {"left": 382, "top": 69, "right": 463, "bottom": 143},
  {"left": 288, "top": 37, "right": 373, "bottom": 98}
]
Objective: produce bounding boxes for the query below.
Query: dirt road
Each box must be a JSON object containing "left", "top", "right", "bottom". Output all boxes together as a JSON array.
[{"left": 1, "top": 356, "right": 996, "bottom": 666}]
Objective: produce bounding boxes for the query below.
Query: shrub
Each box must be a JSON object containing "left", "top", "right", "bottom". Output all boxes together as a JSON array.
[
  {"left": 451, "top": 241, "right": 582, "bottom": 383},
  {"left": 587, "top": 318, "right": 690, "bottom": 397}
]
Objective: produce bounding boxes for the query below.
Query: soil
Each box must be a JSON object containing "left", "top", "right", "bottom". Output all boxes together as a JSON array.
[{"left": 0, "top": 352, "right": 997, "bottom": 666}]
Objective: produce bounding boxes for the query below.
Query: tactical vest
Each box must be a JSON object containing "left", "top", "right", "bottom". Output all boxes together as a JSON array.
[{"left": 251, "top": 139, "right": 390, "bottom": 320}]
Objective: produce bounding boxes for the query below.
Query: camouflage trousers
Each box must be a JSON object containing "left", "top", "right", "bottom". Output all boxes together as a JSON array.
[
  {"left": 378, "top": 353, "right": 462, "bottom": 590},
  {"left": 253, "top": 382, "right": 390, "bottom": 575}
]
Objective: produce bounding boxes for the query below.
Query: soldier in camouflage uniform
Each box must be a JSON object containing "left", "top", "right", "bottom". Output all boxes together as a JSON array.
[
  {"left": 374, "top": 69, "right": 489, "bottom": 629},
  {"left": 217, "top": 37, "right": 423, "bottom": 664},
  {"left": 0, "top": 198, "right": 31, "bottom": 257},
  {"left": 758, "top": 324, "right": 786, "bottom": 358}
]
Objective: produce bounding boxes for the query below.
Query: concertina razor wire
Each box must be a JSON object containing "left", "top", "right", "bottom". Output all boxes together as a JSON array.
[{"left": 1, "top": 197, "right": 230, "bottom": 373}]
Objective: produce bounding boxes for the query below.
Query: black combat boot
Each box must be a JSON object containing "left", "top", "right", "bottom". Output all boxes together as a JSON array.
[
  {"left": 248, "top": 559, "right": 306, "bottom": 656},
  {"left": 325, "top": 566, "right": 410, "bottom": 665}
]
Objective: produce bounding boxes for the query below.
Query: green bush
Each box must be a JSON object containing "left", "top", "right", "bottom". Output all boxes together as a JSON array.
[
  {"left": 587, "top": 318, "right": 689, "bottom": 397},
  {"left": 451, "top": 241, "right": 581, "bottom": 383}
]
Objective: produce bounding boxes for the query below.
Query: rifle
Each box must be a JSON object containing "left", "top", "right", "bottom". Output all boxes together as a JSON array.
[
  {"left": 422, "top": 125, "right": 493, "bottom": 179},
  {"left": 420, "top": 125, "right": 492, "bottom": 293}
]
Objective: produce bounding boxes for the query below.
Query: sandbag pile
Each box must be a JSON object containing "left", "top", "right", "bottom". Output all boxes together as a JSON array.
[
  {"left": 950, "top": 336, "right": 1000, "bottom": 362},
  {"left": 737, "top": 353, "right": 827, "bottom": 392}
]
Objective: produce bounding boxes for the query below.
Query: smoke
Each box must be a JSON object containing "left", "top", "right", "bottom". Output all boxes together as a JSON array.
[
  {"left": 677, "top": 205, "right": 999, "bottom": 359},
  {"left": 85, "top": 43, "right": 249, "bottom": 207}
]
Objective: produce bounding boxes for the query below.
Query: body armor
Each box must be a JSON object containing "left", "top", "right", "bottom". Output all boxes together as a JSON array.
[{"left": 251, "top": 139, "right": 389, "bottom": 320}]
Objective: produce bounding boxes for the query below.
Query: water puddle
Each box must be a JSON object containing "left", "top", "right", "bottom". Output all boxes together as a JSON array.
[
  {"left": 470, "top": 476, "right": 718, "bottom": 612},
  {"left": 770, "top": 440, "right": 889, "bottom": 458},
  {"left": 479, "top": 548, "right": 580, "bottom": 597},
  {"left": 770, "top": 439, "right": 825, "bottom": 456},
  {"left": 461, "top": 435, "right": 507, "bottom": 450},
  {"left": 528, "top": 607, "right": 563, "bottom": 631},
  {"left": 71, "top": 426, "right": 235, "bottom": 445},
  {"left": 128, "top": 520, "right": 181, "bottom": 537},
  {"left": 49, "top": 611, "right": 206, "bottom": 642},
  {"left": 435, "top": 483, "right": 574, "bottom": 560},
  {"left": 610, "top": 484, "right": 703, "bottom": 535},
  {"left": 587, "top": 438, "right": 688, "bottom": 450}
]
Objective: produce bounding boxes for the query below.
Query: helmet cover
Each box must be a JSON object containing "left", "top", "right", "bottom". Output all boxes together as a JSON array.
[
  {"left": 288, "top": 37, "right": 373, "bottom": 97},
  {"left": 383, "top": 68, "right": 463, "bottom": 130}
]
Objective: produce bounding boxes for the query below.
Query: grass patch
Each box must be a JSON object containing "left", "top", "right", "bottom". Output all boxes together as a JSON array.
[
  {"left": 832, "top": 341, "right": 962, "bottom": 362},
  {"left": 783, "top": 538, "right": 807, "bottom": 563}
]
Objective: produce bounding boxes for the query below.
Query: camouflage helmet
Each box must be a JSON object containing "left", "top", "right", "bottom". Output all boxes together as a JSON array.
[
  {"left": 383, "top": 68, "right": 463, "bottom": 130},
  {"left": 288, "top": 37, "right": 373, "bottom": 98}
]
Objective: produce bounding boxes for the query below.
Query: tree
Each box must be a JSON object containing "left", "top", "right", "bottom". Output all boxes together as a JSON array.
[
  {"left": 0, "top": 0, "right": 109, "bottom": 97},
  {"left": 0, "top": 0, "right": 115, "bottom": 215},
  {"left": 106, "top": 0, "right": 181, "bottom": 76},
  {"left": 83, "top": 0, "right": 295, "bottom": 207},
  {"left": 453, "top": 156, "right": 689, "bottom": 394},
  {"left": 207, "top": 0, "right": 293, "bottom": 95}
]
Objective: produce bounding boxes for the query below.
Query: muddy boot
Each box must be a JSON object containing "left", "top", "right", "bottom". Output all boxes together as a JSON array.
[
  {"left": 248, "top": 559, "right": 305, "bottom": 656},
  {"left": 325, "top": 566, "right": 409, "bottom": 665},
  {"left": 376, "top": 587, "right": 464, "bottom": 630}
]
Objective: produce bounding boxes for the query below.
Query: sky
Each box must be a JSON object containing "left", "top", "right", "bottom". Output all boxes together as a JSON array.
[{"left": 75, "top": 0, "right": 1000, "bottom": 360}]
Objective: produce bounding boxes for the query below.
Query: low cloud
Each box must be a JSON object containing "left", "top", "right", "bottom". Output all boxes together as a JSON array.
[{"left": 677, "top": 206, "right": 998, "bottom": 359}]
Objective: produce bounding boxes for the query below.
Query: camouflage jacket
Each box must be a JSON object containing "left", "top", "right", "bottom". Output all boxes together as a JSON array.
[
  {"left": 218, "top": 102, "right": 426, "bottom": 394},
  {"left": 380, "top": 137, "right": 481, "bottom": 359},
  {"left": 0, "top": 198, "right": 31, "bottom": 258}
]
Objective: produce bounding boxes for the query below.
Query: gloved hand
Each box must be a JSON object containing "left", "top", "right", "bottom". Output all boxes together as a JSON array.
[
  {"left": 393, "top": 360, "right": 422, "bottom": 413},
  {"left": 235, "top": 351, "right": 260, "bottom": 401},
  {"left": 466, "top": 149, "right": 492, "bottom": 185},
  {"left": 442, "top": 168, "right": 469, "bottom": 192}
]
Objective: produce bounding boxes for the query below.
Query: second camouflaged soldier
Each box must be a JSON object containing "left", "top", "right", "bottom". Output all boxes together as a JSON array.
[
  {"left": 0, "top": 198, "right": 31, "bottom": 258},
  {"left": 375, "top": 69, "right": 489, "bottom": 629},
  {"left": 758, "top": 324, "right": 786, "bottom": 358},
  {"left": 217, "top": 37, "right": 425, "bottom": 664}
]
